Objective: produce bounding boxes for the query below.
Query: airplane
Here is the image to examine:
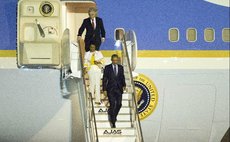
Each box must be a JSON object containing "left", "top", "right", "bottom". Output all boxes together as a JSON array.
[{"left": 0, "top": 0, "right": 229, "bottom": 142}]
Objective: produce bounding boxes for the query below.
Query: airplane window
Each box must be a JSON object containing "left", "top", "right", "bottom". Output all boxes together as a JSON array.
[
  {"left": 222, "top": 28, "right": 230, "bottom": 42},
  {"left": 187, "top": 28, "right": 197, "bottom": 42},
  {"left": 169, "top": 28, "right": 179, "bottom": 42},
  {"left": 204, "top": 28, "right": 215, "bottom": 42}
]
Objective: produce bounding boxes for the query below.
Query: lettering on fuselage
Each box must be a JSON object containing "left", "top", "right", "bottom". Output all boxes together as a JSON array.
[{"left": 103, "top": 129, "right": 122, "bottom": 135}]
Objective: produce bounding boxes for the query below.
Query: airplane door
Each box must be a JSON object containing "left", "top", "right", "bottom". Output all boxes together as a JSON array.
[
  {"left": 125, "top": 30, "right": 138, "bottom": 71},
  {"left": 17, "top": 0, "right": 62, "bottom": 68}
]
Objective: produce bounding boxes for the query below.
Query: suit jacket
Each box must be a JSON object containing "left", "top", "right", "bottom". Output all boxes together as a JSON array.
[
  {"left": 78, "top": 17, "right": 105, "bottom": 41},
  {"left": 102, "top": 64, "right": 126, "bottom": 93}
]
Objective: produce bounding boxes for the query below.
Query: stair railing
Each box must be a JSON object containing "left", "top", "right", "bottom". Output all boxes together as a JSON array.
[
  {"left": 78, "top": 39, "right": 99, "bottom": 142},
  {"left": 117, "top": 29, "right": 144, "bottom": 142}
]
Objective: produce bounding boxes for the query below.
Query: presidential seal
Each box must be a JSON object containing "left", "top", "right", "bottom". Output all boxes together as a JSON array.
[
  {"left": 134, "top": 73, "right": 158, "bottom": 120},
  {"left": 40, "top": 1, "right": 54, "bottom": 17}
]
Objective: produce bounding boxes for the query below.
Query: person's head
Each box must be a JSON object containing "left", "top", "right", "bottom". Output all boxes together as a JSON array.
[
  {"left": 88, "top": 7, "right": 97, "bottom": 19},
  {"left": 111, "top": 54, "right": 119, "bottom": 65},
  {"left": 89, "top": 44, "right": 96, "bottom": 52}
]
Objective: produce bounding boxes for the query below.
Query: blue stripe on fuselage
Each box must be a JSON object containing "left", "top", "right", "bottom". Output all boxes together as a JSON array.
[{"left": 0, "top": 0, "right": 229, "bottom": 51}]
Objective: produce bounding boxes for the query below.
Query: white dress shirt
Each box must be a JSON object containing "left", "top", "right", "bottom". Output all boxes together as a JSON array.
[{"left": 113, "top": 64, "right": 118, "bottom": 75}]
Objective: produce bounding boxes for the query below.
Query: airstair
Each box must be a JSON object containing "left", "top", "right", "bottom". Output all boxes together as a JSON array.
[
  {"left": 16, "top": 0, "right": 143, "bottom": 141},
  {"left": 75, "top": 29, "right": 144, "bottom": 142}
]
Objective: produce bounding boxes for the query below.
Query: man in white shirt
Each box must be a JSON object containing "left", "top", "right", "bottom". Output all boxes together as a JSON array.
[{"left": 84, "top": 44, "right": 104, "bottom": 104}]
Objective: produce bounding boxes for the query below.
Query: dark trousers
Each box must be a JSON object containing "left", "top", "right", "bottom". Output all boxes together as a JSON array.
[
  {"left": 85, "top": 38, "right": 101, "bottom": 52},
  {"left": 107, "top": 88, "right": 123, "bottom": 123}
]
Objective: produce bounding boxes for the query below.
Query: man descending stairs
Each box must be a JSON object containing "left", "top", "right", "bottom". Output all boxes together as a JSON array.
[
  {"left": 94, "top": 93, "right": 137, "bottom": 142},
  {"left": 84, "top": 56, "right": 138, "bottom": 142}
]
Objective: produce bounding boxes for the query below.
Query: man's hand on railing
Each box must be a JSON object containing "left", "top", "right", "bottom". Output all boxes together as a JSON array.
[
  {"left": 101, "top": 37, "right": 105, "bottom": 43},
  {"left": 77, "top": 36, "right": 82, "bottom": 41}
]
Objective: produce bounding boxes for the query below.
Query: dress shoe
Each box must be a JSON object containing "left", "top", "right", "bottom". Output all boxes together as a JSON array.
[
  {"left": 109, "top": 121, "right": 116, "bottom": 128},
  {"left": 109, "top": 121, "right": 113, "bottom": 128},
  {"left": 112, "top": 123, "right": 116, "bottom": 128},
  {"left": 110, "top": 122, "right": 116, "bottom": 128}
]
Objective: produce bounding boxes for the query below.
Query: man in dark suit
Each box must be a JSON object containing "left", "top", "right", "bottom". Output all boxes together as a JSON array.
[
  {"left": 103, "top": 54, "right": 126, "bottom": 128},
  {"left": 77, "top": 7, "right": 106, "bottom": 51}
]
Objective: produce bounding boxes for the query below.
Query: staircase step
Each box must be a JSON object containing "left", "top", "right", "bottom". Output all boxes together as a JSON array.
[
  {"left": 97, "top": 128, "right": 135, "bottom": 136},
  {"left": 98, "top": 136, "right": 136, "bottom": 142},
  {"left": 88, "top": 93, "right": 132, "bottom": 100},
  {"left": 122, "top": 93, "right": 131, "bottom": 99},
  {"left": 93, "top": 100, "right": 130, "bottom": 107},
  {"left": 94, "top": 106, "right": 131, "bottom": 114},
  {"left": 96, "top": 121, "right": 132, "bottom": 128},
  {"left": 100, "top": 98, "right": 131, "bottom": 101},
  {"left": 95, "top": 113, "right": 131, "bottom": 121}
]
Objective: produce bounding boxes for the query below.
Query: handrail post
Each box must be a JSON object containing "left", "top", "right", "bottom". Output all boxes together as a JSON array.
[{"left": 119, "top": 31, "right": 144, "bottom": 142}]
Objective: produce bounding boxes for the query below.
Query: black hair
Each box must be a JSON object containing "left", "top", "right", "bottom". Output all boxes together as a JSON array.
[
  {"left": 90, "top": 43, "right": 96, "bottom": 48},
  {"left": 111, "top": 54, "right": 119, "bottom": 60}
]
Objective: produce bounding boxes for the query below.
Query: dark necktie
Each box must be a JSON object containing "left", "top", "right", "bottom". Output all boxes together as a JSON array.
[
  {"left": 91, "top": 19, "right": 95, "bottom": 29},
  {"left": 114, "top": 65, "right": 117, "bottom": 76}
]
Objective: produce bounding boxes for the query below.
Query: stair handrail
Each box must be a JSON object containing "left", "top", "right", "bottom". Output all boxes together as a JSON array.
[
  {"left": 78, "top": 39, "right": 99, "bottom": 142},
  {"left": 121, "top": 31, "right": 144, "bottom": 142}
]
